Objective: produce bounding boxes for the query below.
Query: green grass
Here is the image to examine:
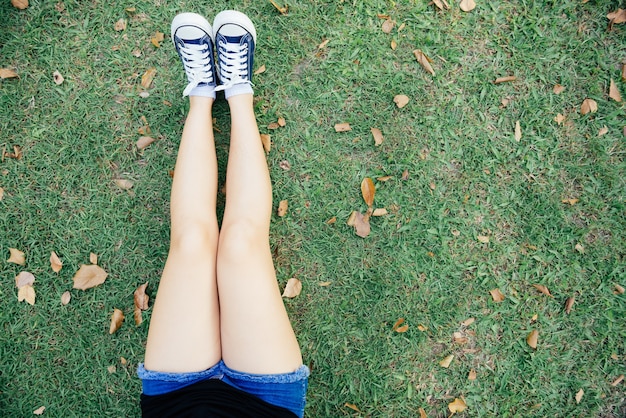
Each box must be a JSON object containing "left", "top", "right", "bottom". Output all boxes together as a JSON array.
[{"left": 1, "top": 0, "right": 625, "bottom": 416}]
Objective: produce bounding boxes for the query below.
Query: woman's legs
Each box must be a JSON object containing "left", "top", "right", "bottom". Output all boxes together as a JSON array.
[
  {"left": 217, "top": 93, "right": 303, "bottom": 374},
  {"left": 143, "top": 96, "right": 221, "bottom": 373}
]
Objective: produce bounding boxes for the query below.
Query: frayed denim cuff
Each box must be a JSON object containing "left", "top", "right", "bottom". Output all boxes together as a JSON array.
[
  {"left": 138, "top": 362, "right": 222, "bottom": 395},
  {"left": 222, "top": 364, "right": 310, "bottom": 384}
]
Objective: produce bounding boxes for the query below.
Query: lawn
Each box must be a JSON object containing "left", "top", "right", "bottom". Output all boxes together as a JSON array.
[{"left": 1, "top": 0, "right": 624, "bottom": 416}]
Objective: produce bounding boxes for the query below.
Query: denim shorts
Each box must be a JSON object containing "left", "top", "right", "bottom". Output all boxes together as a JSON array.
[{"left": 137, "top": 361, "right": 310, "bottom": 417}]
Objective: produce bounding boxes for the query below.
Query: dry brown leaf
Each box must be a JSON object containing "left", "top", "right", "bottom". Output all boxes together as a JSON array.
[
  {"left": 141, "top": 68, "right": 157, "bottom": 89},
  {"left": 477, "top": 235, "right": 490, "bottom": 243},
  {"left": 554, "top": 113, "right": 566, "bottom": 125},
  {"left": 564, "top": 296, "right": 575, "bottom": 314},
  {"left": 136, "top": 136, "right": 155, "bottom": 150},
  {"left": 33, "top": 406, "right": 45, "bottom": 415},
  {"left": 417, "top": 324, "right": 428, "bottom": 332},
  {"left": 390, "top": 39, "right": 397, "bottom": 50},
  {"left": 134, "top": 282, "right": 149, "bottom": 310},
  {"left": 377, "top": 175, "right": 392, "bottom": 182},
  {"left": 72, "top": 264, "right": 108, "bottom": 290},
  {"left": 11, "top": 0, "right": 28, "bottom": 9},
  {"left": 533, "top": 284, "right": 553, "bottom": 297},
  {"left": 151, "top": 31, "right": 164, "bottom": 48},
  {"left": 347, "top": 211, "right": 357, "bottom": 226},
  {"left": 282, "top": 278, "right": 302, "bottom": 298},
  {"left": 50, "top": 251, "right": 63, "bottom": 273},
  {"left": 561, "top": 198, "right": 579, "bottom": 205},
  {"left": 15, "top": 271, "right": 35, "bottom": 288},
  {"left": 254, "top": 64, "right": 266, "bottom": 75},
  {"left": 0, "top": 68, "right": 19, "bottom": 79},
  {"left": 453, "top": 332, "right": 468, "bottom": 344},
  {"left": 395, "top": 324, "right": 409, "bottom": 333},
  {"left": 53, "top": 70, "right": 64, "bottom": 85},
  {"left": 109, "top": 308, "right": 125, "bottom": 334},
  {"left": 268, "top": 122, "right": 280, "bottom": 130},
  {"left": 553, "top": 84, "right": 565, "bottom": 94},
  {"left": 277, "top": 117, "right": 286, "bottom": 127},
  {"left": 270, "top": 0, "right": 288, "bottom": 15},
  {"left": 433, "top": 0, "right": 449, "bottom": 10},
  {"left": 334, "top": 122, "right": 352, "bottom": 132},
  {"left": 494, "top": 75, "right": 516, "bottom": 84},
  {"left": 401, "top": 169, "right": 409, "bottom": 180},
  {"left": 260, "top": 134, "right": 271, "bottom": 153},
  {"left": 623, "top": 63, "right": 626, "bottom": 82},
  {"left": 372, "top": 208, "right": 388, "bottom": 216},
  {"left": 361, "top": 177, "right": 375, "bottom": 207},
  {"left": 107, "top": 365, "right": 116, "bottom": 374},
  {"left": 394, "top": 94, "right": 410, "bottom": 108},
  {"left": 527, "top": 329, "right": 538, "bottom": 349},
  {"left": 114, "top": 18, "right": 127, "bottom": 31},
  {"left": 514, "top": 120, "right": 522, "bottom": 142},
  {"left": 326, "top": 216, "right": 337, "bottom": 225},
  {"left": 609, "top": 78, "right": 622, "bottom": 102},
  {"left": 134, "top": 306, "right": 143, "bottom": 326},
  {"left": 448, "top": 398, "right": 467, "bottom": 414},
  {"left": 344, "top": 403, "right": 361, "bottom": 413},
  {"left": 319, "top": 281, "right": 332, "bottom": 286},
  {"left": 575, "top": 243, "right": 585, "bottom": 253},
  {"left": 392, "top": 317, "right": 405, "bottom": 331},
  {"left": 90, "top": 252, "right": 98, "bottom": 265},
  {"left": 418, "top": 407, "right": 427, "bottom": 418},
  {"left": 530, "top": 313, "right": 538, "bottom": 323},
  {"left": 318, "top": 39, "right": 330, "bottom": 49},
  {"left": 607, "top": 9, "right": 626, "bottom": 24},
  {"left": 18, "top": 284, "right": 35, "bottom": 305},
  {"left": 490, "top": 288, "right": 505, "bottom": 302},
  {"left": 353, "top": 211, "right": 371, "bottom": 238},
  {"left": 61, "top": 291, "right": 71, "bottom": 306},
  {"left": 598, "top": 126, "right": 609, "bottom": 137},
  {"left": 371, "top": 127, "right": 383, "bottom": 146},
  {"left": 468, "top": 369, "right": 477, "bottom": 381},
  {"left": 575, "top": 388, "right": 584, "bottom": 404},
  {"left": 611, "top": 374, "right": 624, "bottom": 386},
  {"left": 580, "top": 98, "right": 598, "bottom": 115},
  {"left": 115, "top": 179, "right": 134, "bottom": 190},
  {"left": 277, "top": 200, "right": 288, "bottom": 217},
  {"left": 439, "top": 354, "right": 454, "bottom": 368},
  {"left": 381, "top": 19, "right": 394, "bottom": 34},
  {"left": 413, "top": 50, "right": 435, "bottom": 75},
  {"left": 459, "top": 0, "right": 476, "bottom": 12},
  {"left": 615, "top": 283, "right": 625, "bottom": 294},
  {"left": 0, "top": 187, "right": 4, "bottom": 201},
  {"left": 8, "top": 248, "right": 26, "bottom": 265}
]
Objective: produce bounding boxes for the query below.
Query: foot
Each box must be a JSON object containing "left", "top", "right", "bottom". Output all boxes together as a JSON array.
[
  {"left": 171, "top": 13, "right": 217, "bottom": 98},
  {"left": 212, "top": 10, "right": 257, "bottom": 99}
]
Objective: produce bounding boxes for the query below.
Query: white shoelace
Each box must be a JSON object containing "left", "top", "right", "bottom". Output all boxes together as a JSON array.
[
  {"left": 215, "top": 40, "right": 252, "bottom": 92},
  {"left": 178, "top": 42, "right": 214, "bottom": 96}
]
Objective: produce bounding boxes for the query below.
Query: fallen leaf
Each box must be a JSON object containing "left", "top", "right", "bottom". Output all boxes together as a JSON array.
[
  {"left": 554, "top": 113, "right": 566, "bottom": 125},
  {"left": 361, "top": 177, "right": 375, "bottom": 207},
  {"left": 326, "top": 216, "right": 337, "bottom": 225},
  {"left": 580, "top": 98, "right": 598, "bottom": 115},
  {"left": 553, "top": 84, "right": 565, "bottom": 94},
  {"left": 278, "top": 117, "right": 286, "bottom": 127},
  {"left": 318, "top": 39, "right": 330, "bottom": 49},
  {"left": 50, "top": 251, "right": 63, "bottom": 273},
  {"left": 395, "top": 324, "right": 409, "bottom": 333},
  {"left": 11, "top": 0, "right": 28, "bottom": 9},
  {"left": 607, "top": 9, "right": 626, "bottom": 24},
  {"left": 277, "top": 199, "right": 288, "bottom": 217},
  {"left": 109, "top": 308, "right": 125, "bottom": 334},
  {"left": 15, "top": 271, "right": 35, "bottom": 288},
  {"left": 609, "top": 78, "right": 622, "bottom": 102},
  {"left": 254, "top": 64, "right": 266, "bottom": 75},
  {"left": 462, "top": 318, "right": 475, "bottom": 326},
  {"left": 334, "top": 123, "right": 351, "bottom": 132},
  {"left": 439, "top": 354, "right": 454, "bottom": 368},
  {"left": 344, "top": 403, "right": 361, "bottom": 413},
  {"left": 448, "top": 398, "right": 467, "bottom": 414},
  {"left": 612, "top": 353, "right": 620, "bottom": 360},
  {"left": 459, "top": 0, "right": 476, "bottom": 12},
  {"left": 394, "top": 94, "right": 410, "bottom": 108},
  {"left": 575, "top": 243, "right": 585, "bottom": 253},
  {"left": 527, "top": 329, "right": 538, "bottom": 349},
  {"left": 371, "top": 128, "right": 383, "bottom": 146},
  {"left": 89, "top": 252, "right": 98, "bottom": 265},
  {"left": 268, "top": 122, "right": 280, "bottom": 130},
  {"left": 347, "top": 211, "right": 357, "bottom": 226},
  {"left": 319, "top": 281, "right": 332, "bottom": 286},
  {"left": 72, "top": 264, "right": 108, "bottom": 290},
  {"left": 494, "top": 75, "right": 516, "bottom": 84},
  {"left": 282, "top": 278, "right": 302, "bottom": 298},
  {"left": 8, "top": 248, "right": 26, "bottom": 265},
  {"left": 623, "top": 63, "right": 626, "bottom": 81},
  {"left": 0, "top": 187, "right": 4, "bottom": 201},
  {"left": 417, "top": 324, "right": 428, "bottom": 331},
  {"left": 453, "top": 332, "right": 468, "bottom": 344},
  {"left": 115, "top": 179, "right": 134, "bottom": 190},
  {"left": 0, "top": 68, "right": 19, "bottom": 79},
  {"left": 514, "top": 120, "right": 522, "bottom": 142},
  {"left": 33, "top": 406, "right": 45, "bottom": 415},
  {"left": 141, "top": 68, "right": 157, "bottom": 89},
  {"left": 353, "top": 211, "right": 371, "bottom": 238},
  {"left": 114, "top": 18, "right": 127, "bottom": 31},
  {"left": 611, "top": 374, "right": 624, "bottom": 386},
  {"left": 433, "top": 0, "right": 450, "bottom": 10},
  {"left": 134, "top": 306, "right": 143, "bottom": 326},
  {"left": 382, "top": 19, "right": 394, "bottom": 34},
  {"left": 598, "top": 126, "right": 609, "bottom": 136},
  {"left": 533, "top": 284, "right": 553, "bottom": 297},
  {"left": 136, "top": 136, "right": 155, "bottom": 150},
  {"left": 377, "top": 175, "right": 392, "bottom": 181},
  {"left": 151, "top": 31, "right": 164, "bottom": 48},
  {"left": 134, "top": 282, "right": 149, "bottom": 310},
  {"left": 468, "top": 369, "right": 477, "bottom": 380},
  {"left": 372, "top": 208, "right": 388, "bottom": 216},
  {"left": 575, "top": 388, "right": 584, "bottom": 404},
  {"left": 477, "top": 235, "right": 490, "bottom": 243},
  {"left": 53, "top": 70, "right": 64, "bottom": 85},
  {"left": 279, "top": 160, "right": 291, "bottom": 171},
  {"left": 260, "top": 134, "right": 271, "bottom": 153},
  {"left": 413, "top": 50, "right": 435, "bottom": 75},
  {"left": 269, "top": 0, "right": 288, "bottom": 15},
  {"left": 107, "top": 365, "right": 116, "bottom": 374},
  {"left": 61, "top": 291, "right": 71, "bottom": 306},
  {"left": 418, "top": 407, "right": 427, "bottom": 418},
  {"left": 564, "top": 296, "right": 574, "bottom": 314},
  {"left": 390, "top": 39, "right": 397, "bottom": 50},
  {"left": 452, "top": 229, "right": 461, "bottom": 237},
  {"left": 392, "top": 317, "right": 405, "bottom": 331},
  {"left": 18, "top": 284, "right": 35, "bottom": 305},
  {"left": 401, "top": 169, "right": 409, "bottom": 180},
  {"left": 615, "top": 283, "right": 625, "bottom": 294},
  {"left": 490, "top": 288, "right": 505, "bottom": 302}
]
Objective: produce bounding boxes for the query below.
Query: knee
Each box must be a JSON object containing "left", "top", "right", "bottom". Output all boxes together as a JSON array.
[
  {"left": 170, "top": 224, "right": 218, "bottom": 256},
  {"left": 218, "top": 220, "right": 268, "bottom": 260}
]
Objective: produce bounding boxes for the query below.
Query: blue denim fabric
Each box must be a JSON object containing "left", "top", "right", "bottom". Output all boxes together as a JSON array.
[{"left": 138, "top": 361, "right": 309, "bottom": 418}]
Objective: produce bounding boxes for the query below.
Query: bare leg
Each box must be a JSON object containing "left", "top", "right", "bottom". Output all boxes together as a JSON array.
[
  {"left": 144, "top": 96, "right": 221, "bottom": 373},
  {"left": 217, "top": 94, "right": 303, "bottom": 374}
]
